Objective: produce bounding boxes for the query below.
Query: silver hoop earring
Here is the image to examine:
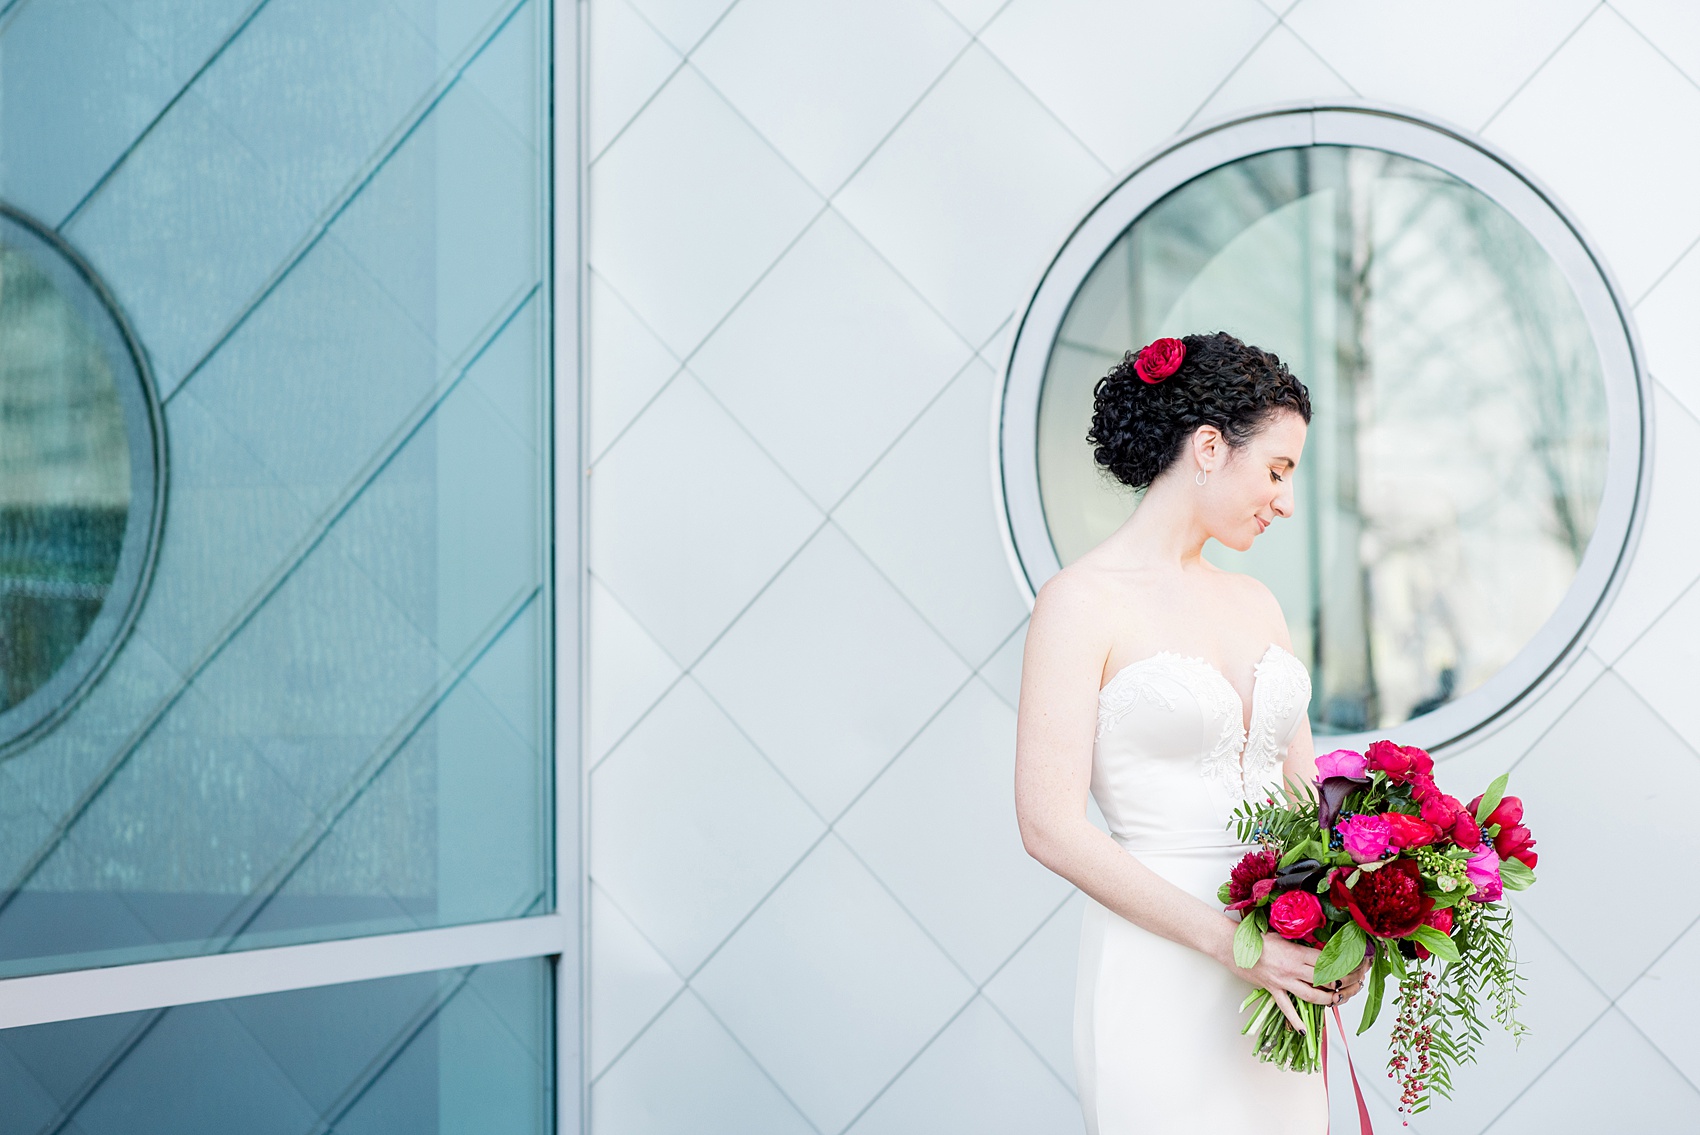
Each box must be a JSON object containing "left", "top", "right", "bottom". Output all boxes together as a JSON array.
[{"left": 1195, "top": 469, "right": 1207, "bottom": 486}]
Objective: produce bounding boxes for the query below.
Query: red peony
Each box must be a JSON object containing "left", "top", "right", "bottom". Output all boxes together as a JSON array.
[
  {"left": 1469, "top": 793, "right": 1523, "bottom": 829},
  {"left": 1408, "top": 772, "right": 1438, "bottom": 801},
  {"left": 1270, "top": 890, "right": 1325, "bottom": 940},
  {"left": 1330, "top": 858, "right": 1435, "bottom": 939},
  {"left": 1133, "top": 337, "right": 1186, "bottom": 383},
  {"left": 1494, "top": 823, "right": 1538, "bottom": 869},
  {"left": 1450, "top": 811, "right": 1482, "bottom": 850},
  {"left": 1466, "top": 792, "right": 1537, "bottom": 867},
  {"left": 1365, "top": 740, "right": 1432, "bottom": 784},
  {"left": 1419, "top": 790, "right": 1465, "bottom": 831},
  {"left": 1383, "top": 812, "right": 1440, "bottom": 849},
  {"left": 1414, "top": 906, "right": 1455, "bottom": 960},
  {"left": 1228, "top": 849, "right": 1278, "bottom": 902},
  {"left": 1227, "top": 848, "right": 1279, "bottom": 910}
]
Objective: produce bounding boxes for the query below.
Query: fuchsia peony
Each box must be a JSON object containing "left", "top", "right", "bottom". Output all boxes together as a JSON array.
[
  {"left": 1466, "top": 842, "right": 1504, "bottom": 902},
  {"left": 1316, "top": 748, "right": 1368, "bottom": 781},
  {"left": 1337, "top": 813, "right": 1393, "bottom": 863}
]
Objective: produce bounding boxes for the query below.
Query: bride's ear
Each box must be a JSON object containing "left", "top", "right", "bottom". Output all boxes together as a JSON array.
[{"left": 1191, "top": 424, "right": 1225, "bottom": 473}]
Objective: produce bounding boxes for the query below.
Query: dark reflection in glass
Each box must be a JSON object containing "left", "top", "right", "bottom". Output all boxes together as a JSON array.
[
  {"left": 1038, "top": 146, "right": 1608, "bottom": 734},
  {"left": 0, "top": 222, "right": 132, "bottom": 718},
  {"left": 0, "top": 958, "right": 552, "bottom": 1135}
]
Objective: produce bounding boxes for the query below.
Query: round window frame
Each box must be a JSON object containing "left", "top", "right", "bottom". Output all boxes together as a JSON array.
[
  {"left": 994, "top": 104, "right": 1651, "bottom": 754},
  {"left": 0, "top": 202, "right": 168, "bottom": 757}
]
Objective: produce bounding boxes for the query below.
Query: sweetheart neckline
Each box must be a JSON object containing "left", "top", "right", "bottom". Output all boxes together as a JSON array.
[{"left": 1097, "top": 642, "right": 1296, "bottom": 740}]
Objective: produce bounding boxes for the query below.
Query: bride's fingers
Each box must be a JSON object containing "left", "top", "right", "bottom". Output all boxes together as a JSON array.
[
  {"left": 1270, "top": 988, "right": 1305, "bottom": 1033},
  {"left": 1289, "top": 980, "right": 1334, "bottom": 1007}
]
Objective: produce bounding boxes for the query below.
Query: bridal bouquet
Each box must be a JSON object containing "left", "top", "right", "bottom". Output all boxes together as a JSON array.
[{"left": 1218, "top": 741, "right": 1538, "bottom": 1115}]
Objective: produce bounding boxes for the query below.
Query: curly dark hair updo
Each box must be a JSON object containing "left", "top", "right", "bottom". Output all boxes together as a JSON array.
[{"left": 1087, "top": 331, "right": 1311, "bottom": 491}]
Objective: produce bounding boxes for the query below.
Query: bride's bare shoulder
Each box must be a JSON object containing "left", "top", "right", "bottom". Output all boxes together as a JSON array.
[
  {"left": 1032, "top": 559, "right": 1135, "bottom": 617},
  {"left": 1027, "top": 562, "right": 1123, "bottom": 644}
]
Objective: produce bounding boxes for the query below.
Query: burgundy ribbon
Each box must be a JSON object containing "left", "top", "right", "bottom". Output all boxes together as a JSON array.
[{"left": 1321, "top": 1004, "right": 1374, "bottom": 1133}]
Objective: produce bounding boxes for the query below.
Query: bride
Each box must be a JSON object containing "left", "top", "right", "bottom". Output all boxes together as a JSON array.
[{"left": 1013, "top": 332, "right": 1372, "bottom": 1134}]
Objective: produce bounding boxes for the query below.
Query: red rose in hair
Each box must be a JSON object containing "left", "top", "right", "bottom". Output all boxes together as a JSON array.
[
  {"left": 1330, "top": 859, "right": 1434, "bottom": 939},
  {"left": 1133, "top": 337, "right": 1186, "bottom": 383},
  {"left": 1414, "top": 907, "right": 1455, "bottom": 960},
  {"left": 1383, "top": 812, "right": 1440, "bottom": 849}
]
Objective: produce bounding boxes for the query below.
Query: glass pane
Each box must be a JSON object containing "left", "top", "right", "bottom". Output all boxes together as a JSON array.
[
  {"left": 0, "top": 0, "right": 551, "bottom": 977},
  {"left": 0, "top": 957, "right": 552, "bottom": 1135},
  {"left": 1037, "top": 146, "right": 1608, "bottom": 734}
]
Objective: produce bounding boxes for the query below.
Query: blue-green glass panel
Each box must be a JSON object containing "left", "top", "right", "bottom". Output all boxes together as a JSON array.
[{"left": 0, "top": 0, "right": 551, "bottom": 977}]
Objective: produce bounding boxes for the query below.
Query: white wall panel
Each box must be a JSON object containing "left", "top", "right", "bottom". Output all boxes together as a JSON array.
[
  {"left": 1285, "top": 0, "right": 1597, "bottom": 130},
  {"left": 584, "top": 2, "right": 1700, "bottom": 1129},
  {"left": 1484, "top": 6, "right": 1700, "bottom": 299}
]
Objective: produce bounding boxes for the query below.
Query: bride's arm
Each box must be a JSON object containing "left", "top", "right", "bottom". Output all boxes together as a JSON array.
[{"left": 1013, "top": 573, "right": 1333, "bottom": 1028}]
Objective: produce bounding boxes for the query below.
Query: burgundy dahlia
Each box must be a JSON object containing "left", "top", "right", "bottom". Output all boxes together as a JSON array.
[{"left": 1330, "top": 858, "right": 1435, "bottom": 939}]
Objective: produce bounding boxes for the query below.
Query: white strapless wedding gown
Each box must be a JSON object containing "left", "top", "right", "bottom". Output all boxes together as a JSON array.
[{"left": 1074, "top": 642, "right": 1327, "bottom": 1134}]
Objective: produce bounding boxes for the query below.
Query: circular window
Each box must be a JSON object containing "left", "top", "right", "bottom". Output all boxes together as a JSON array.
[
  {"left": 997, "top": 107, "right": 1647, "bottom": 752},
  {"left": 0, "top": 204, "right": 165, "bottom": 753}
]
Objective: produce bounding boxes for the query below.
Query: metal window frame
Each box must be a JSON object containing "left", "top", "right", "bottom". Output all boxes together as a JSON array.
[
  {"left": 993, "top": 103, "right": 1653, "bottom": 755},
  {"left": 0, "top": 1, "right": 588, "bottom": 1131}
]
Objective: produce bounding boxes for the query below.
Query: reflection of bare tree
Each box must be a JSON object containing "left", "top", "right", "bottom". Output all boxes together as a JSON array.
[
  {"left": 1326, "top": 150, "right": 1379, "bottom": 731},
  {"left": 1460, "top": 196, "right": 1600, "bottom": 564}
]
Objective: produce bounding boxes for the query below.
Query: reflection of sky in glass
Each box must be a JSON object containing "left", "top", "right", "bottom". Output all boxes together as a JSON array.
[
  {"left": 0, "top": 237, "right": 131, "bottom": 712},
  {"left": 1037, "top": 147, "right": 1608, "bottom": 734}
]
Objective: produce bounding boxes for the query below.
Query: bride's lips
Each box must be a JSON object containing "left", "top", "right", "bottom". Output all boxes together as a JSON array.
[{"left": 1254, "top": 516, "right": 1268, "bottom": 533}]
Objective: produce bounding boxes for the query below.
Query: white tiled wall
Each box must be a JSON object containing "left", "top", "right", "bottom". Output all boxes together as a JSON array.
[{"left": 584, "top": 2, "right": 1700, "bottom": 1130}]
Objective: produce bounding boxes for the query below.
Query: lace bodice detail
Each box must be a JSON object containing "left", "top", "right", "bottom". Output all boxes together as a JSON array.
[{"left": 1095, "top": 645, "right": 1311, "bottom": 803}]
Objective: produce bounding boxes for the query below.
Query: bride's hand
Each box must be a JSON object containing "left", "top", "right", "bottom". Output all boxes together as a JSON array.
[
  {"left": 1332, "top": 950, "right": 1374, "bottom": 1006},
  {"left": 1233, "top": 931, "right": 1338, "bottom": 1033}
]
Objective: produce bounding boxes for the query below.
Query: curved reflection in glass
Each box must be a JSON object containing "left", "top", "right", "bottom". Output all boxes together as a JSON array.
[
  {"left": 1036, "top": 146, "right": 1609, "bottom": 735},
  {"left": 0, "top": 205, "right": 161, "bottom": 749}
]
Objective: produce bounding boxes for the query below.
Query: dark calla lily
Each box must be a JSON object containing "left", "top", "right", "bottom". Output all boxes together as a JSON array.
[
  {"left": 1317, "top": 775, "right": 1370, "bottom": 832},
  {"left": 1274, "top": 857, "right": 1326, "bottom": 895}
]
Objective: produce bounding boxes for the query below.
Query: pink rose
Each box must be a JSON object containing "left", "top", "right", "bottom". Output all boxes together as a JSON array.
[
  {"left": 1338, "top": 813, "right": 1393, "bottom": 863},
  {"left": 1466, "top": 842, "right": 1504, "bottom": 902},
  {"left": 1315, "top": 748, "right": 1367, "bottom": 781},
  {"left": 1269, "top": 890, "right": 1324, "bottom": 940}
]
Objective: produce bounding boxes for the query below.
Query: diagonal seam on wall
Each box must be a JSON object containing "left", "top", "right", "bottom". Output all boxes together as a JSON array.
[{"left": 0, "top": 282, "right": 539, "bottom": 915}]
